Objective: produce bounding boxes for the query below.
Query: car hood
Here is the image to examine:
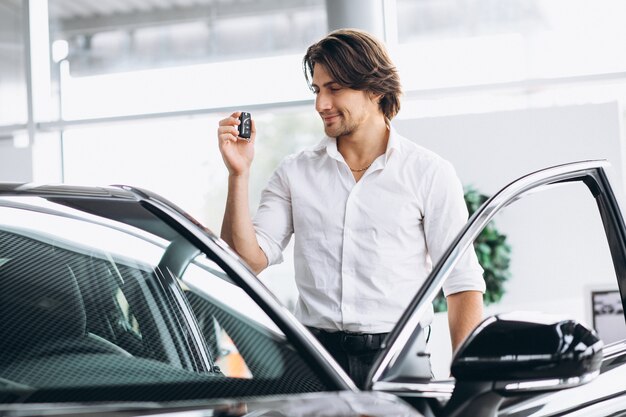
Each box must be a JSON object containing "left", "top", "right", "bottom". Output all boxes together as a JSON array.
[{"left": 0, "top": 391, "right": 421, "bottom": 417}]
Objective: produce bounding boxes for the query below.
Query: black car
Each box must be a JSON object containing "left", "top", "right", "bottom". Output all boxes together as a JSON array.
[{"left": 0, "top": 160, "right": 623, "bottom": 417}]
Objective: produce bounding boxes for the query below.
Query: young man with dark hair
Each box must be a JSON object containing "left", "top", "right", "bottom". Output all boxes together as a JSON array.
[{"left": 217, "top": 28, "right": 485, "bottom": 387}]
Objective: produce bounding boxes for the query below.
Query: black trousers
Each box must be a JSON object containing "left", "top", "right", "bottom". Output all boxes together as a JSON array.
[
  {"left": 308, "top": 326, "right": 432, "bottom": 388},
  {"left": 307, "top": 328, "right": 389, "bottom": 389}
]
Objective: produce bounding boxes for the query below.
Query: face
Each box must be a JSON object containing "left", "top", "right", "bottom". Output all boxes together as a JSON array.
[{"left": 311, "top": 64, "right": 381, "bottom": 139}]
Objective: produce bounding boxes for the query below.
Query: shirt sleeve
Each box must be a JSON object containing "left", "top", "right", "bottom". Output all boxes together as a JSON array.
[
  {"left": 253, "top": 160, "right": 294, "bottom": 266},
  {"left": 422, "top": 160, "right": 486, "bottom": 297}
]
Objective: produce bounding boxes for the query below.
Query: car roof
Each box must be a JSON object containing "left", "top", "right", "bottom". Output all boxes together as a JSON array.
[{"left": 0, "top": 182, "right": 214, "bottom": 243}]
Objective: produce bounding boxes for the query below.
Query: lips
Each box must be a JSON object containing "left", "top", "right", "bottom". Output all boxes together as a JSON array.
[{"left": 321, "top": 113, "right": 340, "bottom": 124}]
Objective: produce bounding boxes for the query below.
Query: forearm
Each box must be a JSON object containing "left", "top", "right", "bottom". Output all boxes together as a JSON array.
[
  {"left": 447, "top": 290, "right": 484, "bottom": 352},
  {"left": 221, "top": 173, "right": 268, "bottom": 274}
]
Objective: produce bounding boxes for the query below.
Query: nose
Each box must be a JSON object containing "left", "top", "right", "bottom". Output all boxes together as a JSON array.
[{"left": 315, "top": 92, "right": 332, "bottom": 113}]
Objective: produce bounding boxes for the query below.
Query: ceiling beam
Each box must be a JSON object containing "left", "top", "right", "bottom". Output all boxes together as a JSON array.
[{"left": 52, "top": 0, "right": 320, "bottom": 38}]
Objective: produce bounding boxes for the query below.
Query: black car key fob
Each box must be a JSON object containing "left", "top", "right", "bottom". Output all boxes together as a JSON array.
[{"left": 238, "top": 112, "right": 251, "bottom": 140}]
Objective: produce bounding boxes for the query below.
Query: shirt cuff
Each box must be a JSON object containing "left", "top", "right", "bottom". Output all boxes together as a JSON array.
[
  {"left": 442, "top": 272, "right": 486, "bottom": 298},
  {"left": 255, "top": 230, "right": 284, "bottom": 266}
]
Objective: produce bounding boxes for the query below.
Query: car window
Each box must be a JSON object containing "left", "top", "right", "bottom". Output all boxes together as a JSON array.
[
  {"left": 0, "top": 226, "right": 195, "bottom": 392},
  {"left": 428, "top": 181, "right": 626, "bottom": 379},
  {"left": 0, "top": 197, "right": 329, "bottom": 404},
  {"left": 180, "top": 254, "right": 327, "bottom": 389}
]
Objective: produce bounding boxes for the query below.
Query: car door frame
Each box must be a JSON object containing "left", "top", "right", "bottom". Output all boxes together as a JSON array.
[
  {"left": 126, "top": 188, "right": 359, "bottom": 392},
  {"left": 367, "top": 160, "right": 626, "bottom": 403}
]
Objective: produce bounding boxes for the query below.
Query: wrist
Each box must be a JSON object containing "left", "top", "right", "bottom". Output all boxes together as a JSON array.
[{"left": 228, "top": 171, "right": 250, "bottom": 181}]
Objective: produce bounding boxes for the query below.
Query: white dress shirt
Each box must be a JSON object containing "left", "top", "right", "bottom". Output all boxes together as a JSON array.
[{"left": 253, "top": 127, "right": 485, "bottom": 333}]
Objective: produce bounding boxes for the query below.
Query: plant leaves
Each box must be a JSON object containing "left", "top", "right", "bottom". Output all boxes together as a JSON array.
[{"left": 433, "top": 187, "right": 511, "bottom": 312}]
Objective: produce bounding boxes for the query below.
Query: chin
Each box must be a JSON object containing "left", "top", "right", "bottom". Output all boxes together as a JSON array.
[
  {"left": 325, "top": 125, "right": 352, "bottom": 139},
  {"left": 324, "top": 126, "right": 338, "bottom": 137}
]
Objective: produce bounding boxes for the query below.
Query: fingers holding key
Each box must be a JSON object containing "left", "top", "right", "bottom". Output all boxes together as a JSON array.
[
  {"left": 216, "top": 111, "right": 256, "bottom": 176},
  {"left": 218, "top": 112, "right": 242, "bottom": 143}
]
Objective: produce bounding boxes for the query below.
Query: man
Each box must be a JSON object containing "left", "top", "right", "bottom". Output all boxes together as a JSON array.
[{"left": 217, "top": 28, "right": 485, "bottom": 387}]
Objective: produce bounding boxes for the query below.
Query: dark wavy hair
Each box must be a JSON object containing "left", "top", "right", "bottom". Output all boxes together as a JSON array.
[{"left": 303, "top": 28, "right": 402, "bottom": 120}]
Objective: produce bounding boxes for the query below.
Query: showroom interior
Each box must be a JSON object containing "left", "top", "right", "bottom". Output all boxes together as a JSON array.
[{"left": 2, "top": 0, "right": 626, "bottom": 378}]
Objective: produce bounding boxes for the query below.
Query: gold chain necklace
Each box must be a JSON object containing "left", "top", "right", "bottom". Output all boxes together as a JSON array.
[{"left": 348, "top": 161, "right": 373, "bottom": 172}]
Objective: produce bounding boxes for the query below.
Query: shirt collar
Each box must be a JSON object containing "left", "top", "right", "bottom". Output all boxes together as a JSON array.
[
  {"left": 323, "top": 137, "right": 343, "bottom": 163},
  {"left": 318, "top": 125, "right": 403, "bottom": 164},
  {"left": 385, "top": 125, "right": 402, "bottom": 159}
]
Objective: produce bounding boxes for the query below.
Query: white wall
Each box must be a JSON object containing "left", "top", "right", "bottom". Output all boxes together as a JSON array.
[
  {"left": 394, "top": 102, "right": 624, "bottom": 195},
  {"left": 394, "top": 102, "right": 625, "bottom": 378},
  {"left": 0, "top": 139, "right": 33, "bottom": 182}
]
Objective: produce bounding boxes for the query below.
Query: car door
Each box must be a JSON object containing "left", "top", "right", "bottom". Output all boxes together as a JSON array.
[
  {"left": 0, "top": 186, "right": 428, "bottom": 414},
  {"left": 367, "top": 160, "right": 626, "bottom": 416}
]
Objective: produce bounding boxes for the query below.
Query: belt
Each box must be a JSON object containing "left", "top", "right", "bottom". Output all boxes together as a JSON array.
[{"left": 308, "top": 327, "right": 389, "bottom": 354}]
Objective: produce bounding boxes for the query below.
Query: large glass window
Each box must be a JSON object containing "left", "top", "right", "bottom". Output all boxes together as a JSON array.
[
  {"left": 48, "top": 0, "right": 326, "bottom": 75},
  {"left": 396, "top": 0, "right": 626, "bottom": 89},
  {"left": 393, "top": 0, "right": 626, "bottom": 130},
  {"left": 47, "top": 0, "right": 326, "bottom": 119},
  {"left": 53, "top": 106, "right": 322, "bottom": 308},
  {"left": 0, "top": 0, "right": 27, "bottom": 125},
  {"left": 57, "top": 107, "right": 321, "bottom": 229}
]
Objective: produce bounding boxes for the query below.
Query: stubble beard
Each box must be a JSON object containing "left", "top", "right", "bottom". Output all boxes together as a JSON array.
[{"left": 323, "top": 113, "right": 357, "bottom": 139}]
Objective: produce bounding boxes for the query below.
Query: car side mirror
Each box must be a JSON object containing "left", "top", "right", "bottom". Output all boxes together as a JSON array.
[{"left": 444, "top": 312, "right": 603, "bottom": 417}]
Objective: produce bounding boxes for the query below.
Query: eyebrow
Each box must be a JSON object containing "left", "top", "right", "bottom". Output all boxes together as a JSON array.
[{"left": 311, "top": 81, "right": 341, "bottom": 89}]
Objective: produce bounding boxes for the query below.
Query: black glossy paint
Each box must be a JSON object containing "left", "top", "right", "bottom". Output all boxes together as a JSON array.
[{"left": 451, "top": 313, "right": 603, "bottom": 382}]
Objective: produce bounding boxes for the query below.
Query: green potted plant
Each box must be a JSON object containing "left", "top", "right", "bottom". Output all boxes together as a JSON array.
[{"left": 432, "top": 187, "right": 511, "bottom": 312}]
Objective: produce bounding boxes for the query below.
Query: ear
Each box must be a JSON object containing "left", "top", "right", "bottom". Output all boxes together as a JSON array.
[{"left": 368, "top": 92, "right": 384, "bottom": 104}]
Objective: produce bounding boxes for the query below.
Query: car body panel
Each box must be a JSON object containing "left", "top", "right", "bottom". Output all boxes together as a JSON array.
[
  {"left": 0, "top": 391, "right": 421, "bottom": 417},
  {"left": 497, "top": 371, "right": 625, "bottom": 415}
]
